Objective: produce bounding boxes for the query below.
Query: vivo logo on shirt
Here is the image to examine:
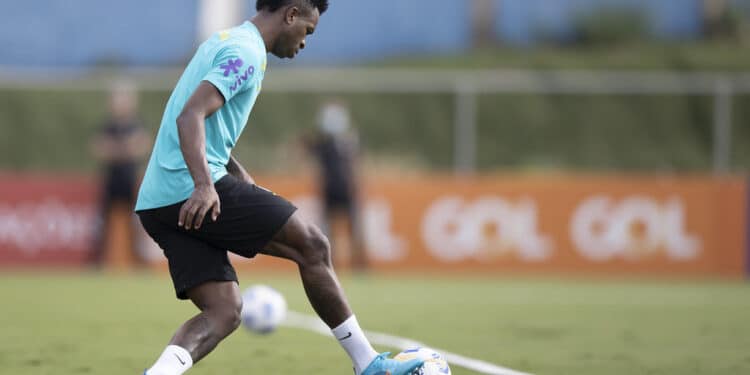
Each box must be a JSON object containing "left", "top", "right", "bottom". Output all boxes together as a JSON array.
[
  {"left": 220, "top": 58, "right": 256, "bottom": 94},
  {"left": 221, "top": 58, "right": 243, "bottom": 76}
]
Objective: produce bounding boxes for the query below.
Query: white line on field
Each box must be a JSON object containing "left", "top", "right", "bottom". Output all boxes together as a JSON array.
[{"left": 282, "top": 311, "right": 533, "bottom": 375}]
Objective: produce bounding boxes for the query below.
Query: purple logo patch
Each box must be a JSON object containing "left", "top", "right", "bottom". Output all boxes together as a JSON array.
[
  {"left": 229, "top": 65, "right": 256, "bottom": 93},
  {"left": 221, "top": 58, "right": 244, "bottom": 77}
]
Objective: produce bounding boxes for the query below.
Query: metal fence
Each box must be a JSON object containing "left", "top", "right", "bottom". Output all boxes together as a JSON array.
[{"left": 0, "top": 67, "right": 746, "bottom": 173}]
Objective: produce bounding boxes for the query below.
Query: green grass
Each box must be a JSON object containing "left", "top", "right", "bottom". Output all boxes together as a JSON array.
[{"left": 1, "top": 272, "right": 750, "bottom": 375}]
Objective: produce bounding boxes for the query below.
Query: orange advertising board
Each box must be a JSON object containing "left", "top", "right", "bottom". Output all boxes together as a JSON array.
[
  {"left": 0, "top": 174, "right": 746, "bottom": 278},
  {"left": 245, "top": 174, "right": 747, "bottom": 278}
]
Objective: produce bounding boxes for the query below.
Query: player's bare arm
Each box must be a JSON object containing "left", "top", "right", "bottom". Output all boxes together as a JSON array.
[
  {"left": 226, "top": 154, "right": 255, "bottom": 184},
  {"left": 176, "top": 81, "right": 226, "bottom": 230}
]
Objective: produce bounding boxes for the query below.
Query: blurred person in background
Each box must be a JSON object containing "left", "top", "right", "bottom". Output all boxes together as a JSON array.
[
  {"left": 303, "top": 100, "right": 367, "bottom": 272},
  {"left": 133, "top": 1, "right": 423, "bottom": 375},
  {"left": 89, "top": 81, "right": 150, "bottom": 268}
]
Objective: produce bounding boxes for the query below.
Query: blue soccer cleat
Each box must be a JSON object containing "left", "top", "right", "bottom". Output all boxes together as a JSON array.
[{"left": 360, "top": 352, "right": 424, "bottom": 375}]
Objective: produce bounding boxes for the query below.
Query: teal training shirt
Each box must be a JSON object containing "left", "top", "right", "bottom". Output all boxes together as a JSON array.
[{"left": 136, "top": 21, "right": 267, "bottom": 211}]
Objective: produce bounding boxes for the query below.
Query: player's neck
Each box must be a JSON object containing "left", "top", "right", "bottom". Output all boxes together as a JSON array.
[{"left": 249, "top": 13, "right": 277, "bottom": 53}]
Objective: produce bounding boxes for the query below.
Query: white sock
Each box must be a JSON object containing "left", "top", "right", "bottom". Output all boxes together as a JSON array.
[
  {"left": 331, "top": 315, "right": 379, "bottom": 375},
  {"left": 145, "top": 345, "right": 193, "bottom": 375}
]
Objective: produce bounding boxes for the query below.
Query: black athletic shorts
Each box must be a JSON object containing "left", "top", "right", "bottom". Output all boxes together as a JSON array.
[{"left": 136, "top": 175, "right": 297, "bottom": 300}]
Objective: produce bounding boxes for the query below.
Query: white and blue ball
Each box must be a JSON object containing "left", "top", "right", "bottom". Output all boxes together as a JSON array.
[
  {"left": 240, "top": 285, "right": 287, "bottom": 334},
  {"left": 395, "top": 347, "right": 451, "bottom": 375}
]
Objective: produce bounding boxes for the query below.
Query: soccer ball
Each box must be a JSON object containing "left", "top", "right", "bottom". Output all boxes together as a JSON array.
[
  {"left": 395, "top": 347, "right": 451, "bottom": 375},
  {"left": 240, "top": 285, "right": 287, "bottom": 334}
]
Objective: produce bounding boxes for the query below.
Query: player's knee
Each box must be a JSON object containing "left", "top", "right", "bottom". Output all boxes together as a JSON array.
[
  {"left": 228, "top": 309, "right": 242, "bottom": 332},
  {"left": 217, "top": 297, "right": 243, "bottom": 332},
  {"left": 206, "top": 293, "right": 242, "bottom": 333},
  {"left": 229, "top": 294, "right": 243, "bottom": 330},
  {"left": 300, "top": 226, "right": 332, "bottom": 268}
]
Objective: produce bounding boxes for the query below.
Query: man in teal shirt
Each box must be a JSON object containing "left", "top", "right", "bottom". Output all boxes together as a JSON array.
[
  {"left": 135, "top": 1, "right": 423, "bottom": 375},
  {"left": 136, "top": 19, "right": 267, "bottom": 211}
]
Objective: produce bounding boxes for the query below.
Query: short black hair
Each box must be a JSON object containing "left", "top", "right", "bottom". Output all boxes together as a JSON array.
[{"left": 256, "top": 0, "right": 329, "bottom": 15}]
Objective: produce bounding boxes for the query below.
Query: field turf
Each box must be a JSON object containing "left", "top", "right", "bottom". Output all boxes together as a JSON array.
[{"left": 1, "top": 272, "right": 749, "bottom": 375}]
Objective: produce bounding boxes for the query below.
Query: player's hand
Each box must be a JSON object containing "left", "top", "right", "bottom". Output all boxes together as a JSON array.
[{"left": 178, "top": 184, "right": 221, "bottom": 230}]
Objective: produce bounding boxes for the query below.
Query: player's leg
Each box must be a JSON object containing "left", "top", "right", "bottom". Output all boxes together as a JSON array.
[
  {"left": 169, "top": 281, "right": 242, "bottom": 361},
  {"left": 89, "top": 190, "right": 114, "bottom": 268},
  {"left": 176, "top": 176, "right": 422, "bottom": 375},
  {"left": 326, "top": 192, "right": 367, "bottom": 272},
  {"left": 261, "top": 212, "right": 423, "bottom": 375},
  {"left": 343, "top": 197, "right": 368, "bottom": 272},
  {"left": 262, "top": 212, "right": 351, "bottom": 327},
  {"left": 321, "top": 199, "right": 338, "bottom": 266},
  {"left": 143, "top": 281, "right": 241, "bottom": 375},
  {"left": 137, "top": 208, "right": 243, "bottom": 375}
]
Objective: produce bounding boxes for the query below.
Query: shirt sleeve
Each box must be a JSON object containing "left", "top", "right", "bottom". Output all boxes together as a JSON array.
[{"left": 203, "top": 44, "right": 259, "bottom": 103}]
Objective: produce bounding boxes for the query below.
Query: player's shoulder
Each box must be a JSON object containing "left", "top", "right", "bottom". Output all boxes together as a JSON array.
[
  {"left": 209, "top": 23, "right": 263, "bottom": 60},
  {"left": 216, "top": 22, "right": 259, "bottom": 47}
]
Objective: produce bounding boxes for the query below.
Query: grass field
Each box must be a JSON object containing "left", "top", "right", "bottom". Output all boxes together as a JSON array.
[{"left": 2, "top": 271, "right": 750, "bottom": 375}]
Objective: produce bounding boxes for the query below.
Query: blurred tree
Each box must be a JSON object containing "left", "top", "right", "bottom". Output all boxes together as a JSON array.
[
  {"left": 572, "top": 8, "right": 647, "bottom": 46},
  {"left": 703, "top": 0, "right": 748, "bottom": 42},
  {"left": 704, "top": 0, "right": 729, "bottom": 31}
]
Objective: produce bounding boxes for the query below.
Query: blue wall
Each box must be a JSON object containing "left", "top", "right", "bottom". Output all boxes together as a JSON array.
[
  {"left": 496, "top": 0, "right": 704, "bottom": 45},
  {"left": 0, "top": 0, "right": 711, "bottom": 67},
  {"left": 278, "top": 1, "right": 471, "bottom": 65},
  {"left": 0, "top": 1, "right": 470, "bottom": 67},
  {"left": 0, "top": 0, "right": 197, "bottom": 67}
]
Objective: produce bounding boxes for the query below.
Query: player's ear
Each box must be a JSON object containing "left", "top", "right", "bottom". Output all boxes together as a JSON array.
[{"left": 284, "top": 6, "right": 299, "bottom": 25}]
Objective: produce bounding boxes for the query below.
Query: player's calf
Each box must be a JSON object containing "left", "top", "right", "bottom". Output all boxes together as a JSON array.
[{"left": 297, "top": 224, "right": 333, "bottom": 269}]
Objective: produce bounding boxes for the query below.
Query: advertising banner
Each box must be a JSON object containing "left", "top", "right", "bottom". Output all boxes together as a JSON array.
[
  {"left": 0, "top": 174, "right": 96, "bottom": 266},
  {"left": 0, "top": 174, "right": 746, "bottom": 278},
  {"left": 263, "top": 175, "right": 747, "bottom": 277}
]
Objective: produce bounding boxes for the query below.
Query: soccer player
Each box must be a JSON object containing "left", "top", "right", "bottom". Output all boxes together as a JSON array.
[{"left": 134, "top": 1, "right": 424, "bottom": 375}]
